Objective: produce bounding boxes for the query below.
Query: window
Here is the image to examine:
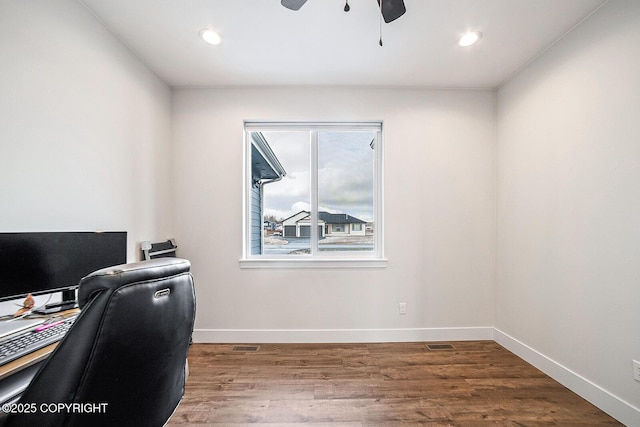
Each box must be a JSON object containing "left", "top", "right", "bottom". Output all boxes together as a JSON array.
[{"left": 242, "top": 122, "right": 385, "bottom": 268}]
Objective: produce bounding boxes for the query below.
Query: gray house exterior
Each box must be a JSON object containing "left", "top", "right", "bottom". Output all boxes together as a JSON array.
[
  {"left": 250, "top": 132, "right": 286, "bottom": 254},
  {"left": 281, "top": 211, "right": 367, "bottom": 238}
]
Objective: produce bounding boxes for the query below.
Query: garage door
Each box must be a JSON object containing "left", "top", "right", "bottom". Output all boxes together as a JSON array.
[
  {"left": 298, "top": 225, "right": 323, "bottom": 238},
  {"left": 299, "top": 225, "right": 310, "bottom": 237},
  {"left": 284, "top": 225, "right": 297, "bottom": 237}
]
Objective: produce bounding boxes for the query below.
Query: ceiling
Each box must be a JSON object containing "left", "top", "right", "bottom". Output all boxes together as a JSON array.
[{"left": 79, "top": 0, "right": 607, "bottom": 89}]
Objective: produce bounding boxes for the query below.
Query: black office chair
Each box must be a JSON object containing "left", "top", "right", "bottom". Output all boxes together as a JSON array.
[{"left": 3, "top": 258, "right": 196, "bottom": 427}]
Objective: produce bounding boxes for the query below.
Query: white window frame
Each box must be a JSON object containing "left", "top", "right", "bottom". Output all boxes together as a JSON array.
[{"left": 241, "top": 121, "right": 386, "bottom": 269}]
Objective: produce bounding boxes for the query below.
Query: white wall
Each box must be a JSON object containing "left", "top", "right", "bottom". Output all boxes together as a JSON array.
[
  {"left": 0, "top": 0, "right": 172, "bottom": 312},
  {"left": 3, "top": 0, "right": 635, "bottom": 422},
  {"left": 496, "top": 0, "right": 640, "bottom": 423},
  {"left": 172, "top": 87, "right": 496, "bottom": 342}
]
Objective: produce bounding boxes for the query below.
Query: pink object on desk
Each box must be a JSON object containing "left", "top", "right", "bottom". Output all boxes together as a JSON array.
[{"left": 34, "top": 320, "right": 64, "bottom": 332}]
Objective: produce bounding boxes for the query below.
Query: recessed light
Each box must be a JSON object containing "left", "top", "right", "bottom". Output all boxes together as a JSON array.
[
  {"left": 458, "top": 31, "right": 482, "bottom": 47},
  {"left": 200, "top": 29, "right": 223, "bottom": 45}
]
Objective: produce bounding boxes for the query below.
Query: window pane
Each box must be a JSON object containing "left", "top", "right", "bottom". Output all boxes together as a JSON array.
[
  {"left": 246, "top": 123, "right": 382, "bottom": 262},
  {"left": 318, "top": 131, "right": 375, "bottom": 253},
  {"left": 251, "top": 131, "right": 311, "bottom": 256}
]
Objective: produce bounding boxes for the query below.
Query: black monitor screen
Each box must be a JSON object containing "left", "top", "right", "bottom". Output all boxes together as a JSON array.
[{"left": 0, "top": 232, "right": 127, "bottom": 302}]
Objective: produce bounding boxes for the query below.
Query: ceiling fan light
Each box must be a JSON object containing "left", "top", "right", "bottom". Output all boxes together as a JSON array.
[
  {"left": 458, "top": 31, "right": 482, "bottom": 47},
  {"left": 200, "top": 29, "right": 223, "bottom": 45}
]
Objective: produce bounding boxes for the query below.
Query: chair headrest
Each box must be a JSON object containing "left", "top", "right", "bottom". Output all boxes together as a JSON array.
[{"left": 78, "top": 258, "right": 191, "bottom": 308}]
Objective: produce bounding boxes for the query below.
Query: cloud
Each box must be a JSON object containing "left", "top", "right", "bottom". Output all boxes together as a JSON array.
[{"left": 260, "top": 130, "right": 375, "bottom": 222}]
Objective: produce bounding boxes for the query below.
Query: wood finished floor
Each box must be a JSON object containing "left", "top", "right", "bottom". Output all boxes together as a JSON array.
[{"left": 167, "top": 341, "right": 621, "bottom": 426}]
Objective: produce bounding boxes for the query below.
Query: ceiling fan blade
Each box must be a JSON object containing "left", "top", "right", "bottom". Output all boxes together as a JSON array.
[
  {"left": 281, "top": 0, "right": 308, "bottom": 11},
  {"left": 377, "top": 0, "right": 406, "bottom": 23}
]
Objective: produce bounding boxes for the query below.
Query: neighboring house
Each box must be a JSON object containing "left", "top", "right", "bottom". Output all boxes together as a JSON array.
[
  {"left": 282, "top": 211, "right": 367, "bottom": 238},
  {"left": 320, "top": 212, "right": 367, "bottom": 236},
  {"left": 282, "top": 211, "right": 325, "bottom": 238},
  {"left": 250, "top": 133, "right": 286, "bottom": 255},
  {"left": 263, "top": 220, "right": 277, "bottom": 231}
]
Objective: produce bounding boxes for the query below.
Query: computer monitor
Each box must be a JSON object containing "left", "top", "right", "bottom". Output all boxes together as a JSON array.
[{"left": 0, "top": 232, "right": 127, "bottom": 306}]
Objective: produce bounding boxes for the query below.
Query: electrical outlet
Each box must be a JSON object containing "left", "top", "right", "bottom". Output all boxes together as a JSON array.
[
  {"left": 399, "top": 303, "right": 407, "bottom": 315},
  {"left": 633, "top": 360, "right": 640, "bottom": 382}
]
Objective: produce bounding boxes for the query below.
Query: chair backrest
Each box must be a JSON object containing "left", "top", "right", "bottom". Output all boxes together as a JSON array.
[{"left": 4, "top": 258, "right": 196, "bottom": 427}]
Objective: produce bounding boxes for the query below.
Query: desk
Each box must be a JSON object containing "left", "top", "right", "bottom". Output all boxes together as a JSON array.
[
  {"left": 0, "top": 310, "right": 79, "bottom": 405},
  {"left": 0, "top": 343, "right": 57, "bottom": 381}
]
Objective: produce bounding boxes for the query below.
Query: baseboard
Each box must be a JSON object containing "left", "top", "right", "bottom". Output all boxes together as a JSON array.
[
  {"left": 494, "top": 328, "right": 640, "bottom": 427},
  {"left": 192, "top": 326, "right": 494, "bottom": 344}
]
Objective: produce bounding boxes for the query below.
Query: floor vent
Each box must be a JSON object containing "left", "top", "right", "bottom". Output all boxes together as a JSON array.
[
  {"left": 426, "top": 343, "right": 455, "bottom": 351},
  {"left": 232, "top": 346, "right": 260, "bottom": 352}
]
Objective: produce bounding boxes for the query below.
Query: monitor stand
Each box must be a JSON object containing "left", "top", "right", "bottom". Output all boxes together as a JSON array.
[{"left": 32, "top": 289, "right": 78, "bottom": 315}]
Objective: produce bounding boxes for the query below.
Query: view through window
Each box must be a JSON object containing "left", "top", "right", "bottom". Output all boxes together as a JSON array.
[{"left": 246, "top": 122, "right": 382, "bottom": 259}]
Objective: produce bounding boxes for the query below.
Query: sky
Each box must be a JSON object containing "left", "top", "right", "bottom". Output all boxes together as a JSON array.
[{"left": 259, "top": 130, "right": 375, "bottom": 223}]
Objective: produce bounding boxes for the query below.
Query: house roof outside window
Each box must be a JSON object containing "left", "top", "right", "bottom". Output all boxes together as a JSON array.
[
  {"left": 282, "top": 211, "right": 366, "bottom": 225},
  {"left": 318, "top": 212, "right": 366, "bottom": 224}
]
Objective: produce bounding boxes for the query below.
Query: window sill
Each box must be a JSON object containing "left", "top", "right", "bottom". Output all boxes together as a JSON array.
[{"left": 239, "top": 258, "right": 388, "bottom": 269}]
